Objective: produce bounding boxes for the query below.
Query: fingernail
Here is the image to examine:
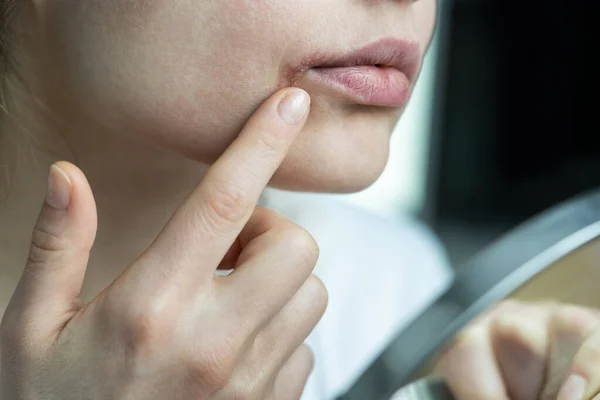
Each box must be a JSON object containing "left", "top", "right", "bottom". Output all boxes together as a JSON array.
[
  {"left": 46, "top": 164, "right": 72, "bottom": 210},
  {"left": 277, "top": 89, "right": 310, "bottom": 125},
  {"left": 558, "top": 375, "right": 587, "bottom": 400}
]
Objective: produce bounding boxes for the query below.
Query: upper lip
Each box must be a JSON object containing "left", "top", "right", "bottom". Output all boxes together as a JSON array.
[{"left": 286, "top": 37, "right": 422, "bottom": 85}]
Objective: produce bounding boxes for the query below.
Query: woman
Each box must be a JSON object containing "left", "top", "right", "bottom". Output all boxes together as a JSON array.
[{"left": 0, "top": 1, "right": 598, "bottom": 399}]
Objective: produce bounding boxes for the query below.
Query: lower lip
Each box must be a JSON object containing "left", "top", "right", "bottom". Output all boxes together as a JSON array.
[{"left": 307, "top": 65, "right": 411, "bottom": 107}]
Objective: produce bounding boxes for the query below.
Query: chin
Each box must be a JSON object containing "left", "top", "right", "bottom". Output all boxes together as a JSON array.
[
  {"left": 270, "top": 159, "right": 388, "bottom": 193},
  {"left": 267, "top": 100, "right": 398, "bottom": 193},
  {"left": 268, "top": 119, "right": 393, "bottom": 194}
]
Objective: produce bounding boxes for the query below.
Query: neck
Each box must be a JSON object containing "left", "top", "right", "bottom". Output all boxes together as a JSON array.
[{"left": 0, "top": 76, "right": 209, "bottom": 299}]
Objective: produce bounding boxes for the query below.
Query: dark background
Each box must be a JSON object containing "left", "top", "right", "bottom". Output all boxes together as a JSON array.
[{"left": 422, "top": 0, "right": 598, "bottom": 266}]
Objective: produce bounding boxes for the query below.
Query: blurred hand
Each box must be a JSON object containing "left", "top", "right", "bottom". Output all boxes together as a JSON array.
[
  {"left": 437, "top": 300, "right": 600, "bottom": 400},
  {"left": 0, "top": 88, "right": 327, "bottom": 400}
]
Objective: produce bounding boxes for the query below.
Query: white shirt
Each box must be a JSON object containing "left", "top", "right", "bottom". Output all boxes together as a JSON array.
[{"left": 262, "top": 190, "right": 454, "bottom": 400}]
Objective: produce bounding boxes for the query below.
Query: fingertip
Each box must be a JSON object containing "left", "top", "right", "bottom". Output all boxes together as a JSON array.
[
  {"left": 45, "top": 161, "right": 98, "bottom": 246},
  {"left": 275, "top": 88, "right": 311, "bottom": 126},
  {"left": 53, "top": 161, "right": 91, "bottom": 193}
]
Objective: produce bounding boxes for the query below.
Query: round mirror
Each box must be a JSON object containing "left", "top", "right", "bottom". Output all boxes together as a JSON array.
[{"left": 337, "top": 188, "right": 600, "bottom": 400}]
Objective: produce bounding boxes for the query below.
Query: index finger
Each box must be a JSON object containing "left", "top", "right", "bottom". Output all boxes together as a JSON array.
[{"left": 137, "top": 88, "right": 310, "bottom": 285}]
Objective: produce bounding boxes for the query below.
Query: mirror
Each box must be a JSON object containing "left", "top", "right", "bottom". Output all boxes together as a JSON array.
[
  {"left": 337, "top": 188, "right": 600, "bottom": 400},
  {"left": 510, "top": 237, "right": 600, "bottom": 306}
]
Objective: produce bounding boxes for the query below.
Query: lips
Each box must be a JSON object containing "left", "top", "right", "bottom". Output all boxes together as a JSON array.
[
  {"left": 291, "top": 38, "right": 422, "bottom": 107},
  {"left": 308, "top": 64, "right": 412, "bottom": 107}
]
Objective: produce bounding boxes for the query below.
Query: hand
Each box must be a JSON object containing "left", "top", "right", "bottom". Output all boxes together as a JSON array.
[
  {"left": 436, "top": 300, "right": 600, "bottom": 400},
  {"left": 0, "top": 88, "right": 327, "bottom": 400}
]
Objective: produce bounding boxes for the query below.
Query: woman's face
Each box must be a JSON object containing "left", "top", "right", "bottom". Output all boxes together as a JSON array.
[{"left": 36, "top": 0, "right": 437, "bottom": 192}]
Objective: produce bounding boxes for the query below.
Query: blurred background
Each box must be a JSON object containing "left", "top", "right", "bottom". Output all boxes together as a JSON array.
[{"left": 343, "top": 0, "right": 598, "bottom": 268}]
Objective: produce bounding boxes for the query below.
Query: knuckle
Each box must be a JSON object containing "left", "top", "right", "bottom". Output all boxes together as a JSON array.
[
  {"left": 128, "top": 311, "right": 158, "bottom": 346},
  {"left": 122, "top": 302, "right": 175, "bottom": 351},
  {"left": 490, "top": 300, "right": 526, "bottom": 318},
  {"left": 246, "top": 207, "right": 286, "bottom": 234},
  {"left": 496, "top": 299, "right": 522, "bottom": 311},
  {"left": 27, "top": 226, "right": 70, "bottom": 266},
  {"left": 205, "top": 184, "right": 248, "bottom": 227},
  {"left": 278, "top": 224, "right": 320, "bottom": 268},
  {"left": 490, "top": 311, "right": 526, "bottom": 335},
  {"left": 489, "top": 312, "right": 548, "bottom": 355},
  {"left": 454, "top": 323, "right": 489, "bottom": 350},
  {"left": 225, "top": 377, "right": 261, "bottom": 400},
  {"left": 187, "top": 342, "right": 239, "bottom": 391},
  {"left": 286, "top": 345, "right": 315, "bottom": 379},
  {"left": 257, "top": 206, "right": 286, "bottom": 222}
]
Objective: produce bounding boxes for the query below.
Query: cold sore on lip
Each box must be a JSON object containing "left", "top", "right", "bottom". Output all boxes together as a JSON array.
[{"left": 291, "top": 38, "right": 421, "bottom": 107}]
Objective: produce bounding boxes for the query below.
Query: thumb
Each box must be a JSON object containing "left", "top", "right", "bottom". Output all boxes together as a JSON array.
[{"left": 9, "top": 161, "right": 97, "bottom": 321}]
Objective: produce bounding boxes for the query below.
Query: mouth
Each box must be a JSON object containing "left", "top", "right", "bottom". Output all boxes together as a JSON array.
[{"left": 289, "top": 38, "right": 421, "bottom": 108}]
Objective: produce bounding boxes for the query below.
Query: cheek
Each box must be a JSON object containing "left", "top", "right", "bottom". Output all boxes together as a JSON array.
[
  {"left": 414, "top": 0, "right": 438, "bottom": 48},
  {"left": 42, "top": 0, "right": 291, "bottom": 161}
]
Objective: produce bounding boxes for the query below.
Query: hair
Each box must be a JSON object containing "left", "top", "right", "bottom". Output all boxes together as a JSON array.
[
  {"left": 1, "top": 1, "right": 73, "bottom": 192},
  {"left": 1, "top": 0, "right": 22, "bottom": 113},
  {"left": 1, "top": 0, "right": 21, "bottom": 66},
  {"left": 1, "top": 0, "right": 23, "bottom": 194}
]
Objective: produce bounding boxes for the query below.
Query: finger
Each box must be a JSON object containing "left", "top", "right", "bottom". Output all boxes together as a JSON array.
[
  {"left": 218, "top": 208, "right": 320, "bottom": 333},
  {"left": 136, "top": 88, "right": 310, "bottom": 287},
  {"left": 6, "top": 162, "right": 97, "bottom": 329},
  {"left": 491, "top": 309, "right": 550, "bottom": 400},
  {"left": 269, "top": 344, "right": 315, "bottom": 400},
  {"left": 558, "top": 325, "right": 600, "bottom": 400},
  {"left": 431, "top": 299, "right": 531, "bottom": 364},
  {"left": 223, "top": 276, "right": 325, "bottom": 399},
  {"left": 437, "top": 325, "right": 510, "bottom": 400},
  {"left": 542, "top": 306, "right": 600, "bottom": 400},
  {"left": 253, "top": 275, "right": 327, "bottom": 372}
]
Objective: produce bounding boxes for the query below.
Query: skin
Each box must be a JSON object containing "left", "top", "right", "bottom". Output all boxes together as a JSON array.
[
  {"left": 1, "top": 88, "right": 328, "bottom": 399},
  {"left": 27, "top": 0, "right": 437, "bottom": 192},
  {"left": 0, "top": 0, "right": 436, "bottom": 314},
  {"left": 0, "top": 0, "right": 599, "bottom": 398}
]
